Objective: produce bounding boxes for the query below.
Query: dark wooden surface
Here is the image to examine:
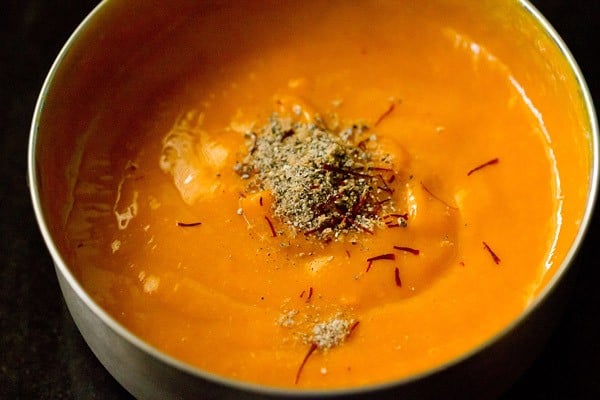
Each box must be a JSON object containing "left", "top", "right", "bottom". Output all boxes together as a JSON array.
[{"left": 1, "top": 1, "right": 598, "bottom": 398}]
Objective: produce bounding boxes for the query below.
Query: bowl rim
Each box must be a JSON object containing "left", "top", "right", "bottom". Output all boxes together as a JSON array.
[{"left": 28, "top": 0, "right": 599, "bottom": 397}]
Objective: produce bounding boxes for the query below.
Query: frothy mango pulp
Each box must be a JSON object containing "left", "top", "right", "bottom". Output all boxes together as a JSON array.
[{"left": 62, "top": 0, "right": 590, "bottom": 389}]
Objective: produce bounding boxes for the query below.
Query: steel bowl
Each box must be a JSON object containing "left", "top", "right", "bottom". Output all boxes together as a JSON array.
[{"left": 28, "top": 1, "right": 598, "bottom": 399}]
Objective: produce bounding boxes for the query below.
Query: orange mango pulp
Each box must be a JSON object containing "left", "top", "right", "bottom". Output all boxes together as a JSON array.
[{"left": 64, "top": 0, "right": 591, "bottom": 389}]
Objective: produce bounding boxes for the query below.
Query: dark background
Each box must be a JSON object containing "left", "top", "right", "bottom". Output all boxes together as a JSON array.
[{"left": 1, "top": 1, "right": 598, "bottom": 398}]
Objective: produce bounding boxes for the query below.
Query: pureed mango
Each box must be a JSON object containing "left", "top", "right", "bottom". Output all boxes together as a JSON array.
[{"left": 63, "top": 0, "right": 591, "bottom": 389}]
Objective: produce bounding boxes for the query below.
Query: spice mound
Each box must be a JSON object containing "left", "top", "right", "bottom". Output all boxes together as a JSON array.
[
  {"left": 236, "top": 115, "right": 396, "bottom": 240},
  {"left": 295, "top": 315, "right": 360, "bottom": 384},
  {"left": 309, "top": 316, "right": 357, "bottom": 350}
]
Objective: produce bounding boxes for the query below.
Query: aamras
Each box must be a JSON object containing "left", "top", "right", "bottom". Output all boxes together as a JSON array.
[{"left": 64, "top": 0, "right": 589, "bottom": 389}]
